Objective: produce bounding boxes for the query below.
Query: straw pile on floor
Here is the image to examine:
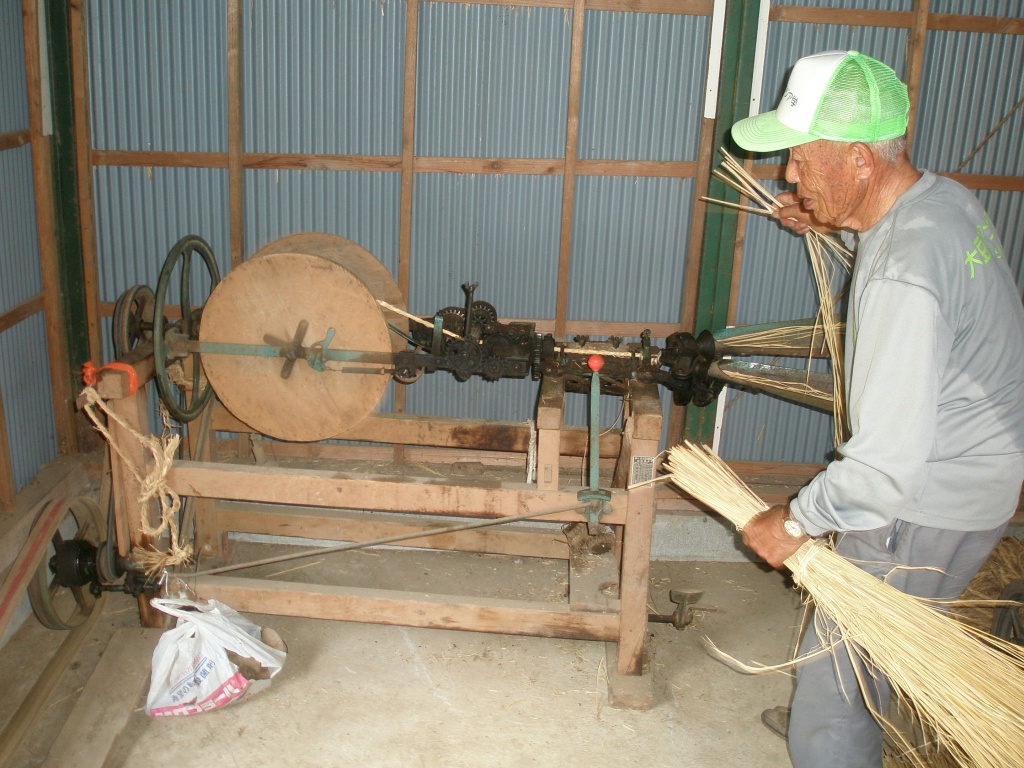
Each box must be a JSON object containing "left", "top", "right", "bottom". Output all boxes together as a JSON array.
[
  {"left": 882, "top": 538, "right": 1024, "bottom": 767},
  {"left": 956, "top": 537, "right": 1024, "bottom": 632},
  {"left": 665, "top": 441, "right": 1024, "bottom": 768}
]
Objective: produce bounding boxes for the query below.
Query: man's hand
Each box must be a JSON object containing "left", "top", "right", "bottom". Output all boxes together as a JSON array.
[
  {"left": 741, "top": 503, "right": 809, "bottom": 571},
  {"left": 771, "top": 192, "right": 836, "bottom": 236}
]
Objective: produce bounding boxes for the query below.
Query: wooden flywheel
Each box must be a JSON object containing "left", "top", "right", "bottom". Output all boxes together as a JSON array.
[
  {"left": 249, "top": 232, "right": 408, "bottom": 350},
  {"left": 199, "top": 236, "right": 399, "bottom": 442}
]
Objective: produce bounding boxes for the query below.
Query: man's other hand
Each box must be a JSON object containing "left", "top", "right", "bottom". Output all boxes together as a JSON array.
[{"left": 772, "top": 191, "right": 836, "bottom": 236}]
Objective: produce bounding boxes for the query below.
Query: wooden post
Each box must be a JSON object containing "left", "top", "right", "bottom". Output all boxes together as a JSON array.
[
  {"left": 0, "top": 382, "right": 14, "bottom": 511},
  {"left": 69, "top": 0, "right": 101, "bottom": 363},
  {"left": 82, "top": 347, "right": 165, "bottom": 622},
  {"left": 398, "top": 0, "right": 419, "bottom": 310},
  {"left": 535, "top": 376, "right": 566, "bottom": 490},
  {"left": 227, "top": 0, "right": 244, "bottom": 268},
  {"left": 682, "top": 118, "right": 717, "bottom": 334},
  {"left": 683, "top": 0, "right": 761, "bottom": 445},
  {"left": 104, "top": 386, "right": 166, "bottom": 627},
  {"left": 613, "top": 381, "right": 660, "bottom": 676},
  {"left": 672, "top": 0, "right": 726, "bottom": 444},
  {"left": 22, "top": 0, "right": 77, "bottom": 455},
  {"left": 670, "top": 114, "right": 717, "bottom": 443},
  {"left": 392, "top": 0, "right": 421, "bottom": 458},
  {"left": 553, "top": 0, "right": 586, "bottom": 339},
  {"left": 188, "top": 410, "right": 223, "bottom": 563},
  {"left": 905, "top": 0, "right": 931, "bottom": 147}
]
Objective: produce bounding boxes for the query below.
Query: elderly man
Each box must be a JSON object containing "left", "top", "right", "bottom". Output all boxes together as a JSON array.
[{"left": 730, "top": 50, "right": 1024, "bottom": 768}]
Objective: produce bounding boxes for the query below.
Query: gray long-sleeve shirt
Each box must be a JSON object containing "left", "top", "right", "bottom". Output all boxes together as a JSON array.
[{"left": 791, "top": 171, "right": 1024, "bottom": 537}]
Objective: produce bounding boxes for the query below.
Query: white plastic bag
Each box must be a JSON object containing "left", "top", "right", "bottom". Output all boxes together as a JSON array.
[{"left": 145, "top": 598, "right": 287, "bottom": 717}]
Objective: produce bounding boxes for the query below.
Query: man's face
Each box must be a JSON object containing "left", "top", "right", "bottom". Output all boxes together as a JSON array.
[{"left": 784, "top": 140, "right": 863, "bottom": 230}]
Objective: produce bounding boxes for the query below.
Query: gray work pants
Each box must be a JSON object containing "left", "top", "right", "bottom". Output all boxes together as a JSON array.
[{"left": 787, "top": 519, "right": 1007, "bottom": 768}]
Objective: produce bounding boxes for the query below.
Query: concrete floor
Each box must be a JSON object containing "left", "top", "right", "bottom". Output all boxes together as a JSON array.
[{"left": 0, "top": 550, "right": 805, "bottom": 768}]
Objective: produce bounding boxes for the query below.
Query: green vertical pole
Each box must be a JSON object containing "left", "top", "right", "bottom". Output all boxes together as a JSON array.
[
  {"left": 45, "top": 0, "right": 89, "bottom": 384},
  {"left": 684, "top": 0, "right": 762, "bottom": 444}
]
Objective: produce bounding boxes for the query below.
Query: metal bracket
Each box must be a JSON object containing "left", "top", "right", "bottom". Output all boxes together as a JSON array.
[
  {"left": 264, "top": 319, "right": 309, "bottom": 379},
  {"left": 430, "top": 314, "right": 446, "bottom": 356},
  {"left": 577, "top": 487, "right": 612, "bottom": 528},
  {"left": 305, "top": 327, "right": 336, "bottom": 372},
  {"left": 580, "top": 354, "right": 611, "bottom": 528},
  {"left": 648, "top": 590, "right": 704, "bottom": 630}
]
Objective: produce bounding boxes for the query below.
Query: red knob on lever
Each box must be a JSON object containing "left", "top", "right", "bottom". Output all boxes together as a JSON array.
[{"left": 587, "top": 354, "right": 605, "bottom": 372}]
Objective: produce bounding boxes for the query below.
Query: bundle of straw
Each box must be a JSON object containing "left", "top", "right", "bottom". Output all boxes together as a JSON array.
[
  {"left": 713, "top": 319, "right": 845, "bottom": 359},
  {"left": 703, "top": 149, "right": 851, "bottom": 446},
  {"left": 664, "top": 441, "right": 1024, "bottom": 768}
]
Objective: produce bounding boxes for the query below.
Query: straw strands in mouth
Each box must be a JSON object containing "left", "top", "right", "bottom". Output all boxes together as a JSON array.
[
  {"left": 702, "top": 149, "right": 851, "bottom": 446},
  {"left": 705, "top": 150, "right": 854, "bottom": 272},
  {"left": 663, "top": 441, "right": 1024, "bottom": 768}
]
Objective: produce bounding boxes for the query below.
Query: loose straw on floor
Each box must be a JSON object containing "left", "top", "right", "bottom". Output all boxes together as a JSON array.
[{"left": 664, "top": 440, "right": 1024, "bottom": 768}]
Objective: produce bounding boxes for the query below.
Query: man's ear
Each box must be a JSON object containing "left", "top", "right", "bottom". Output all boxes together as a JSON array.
[{"left": 850, "top": 142, "right": 874, "bottom": 180}]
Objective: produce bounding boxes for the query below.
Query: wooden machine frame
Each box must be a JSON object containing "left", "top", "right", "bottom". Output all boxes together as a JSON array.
[{"left": 93, "top": 350, "right": 662, "bottom": 703}]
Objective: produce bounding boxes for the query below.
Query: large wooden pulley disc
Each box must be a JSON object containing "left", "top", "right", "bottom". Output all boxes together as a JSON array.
[
  {"left": 251, "top": 233, "right": 408, "bottom": 352},
  {"left": 199, "top": 252, "right": 392, "bottom": 442}
]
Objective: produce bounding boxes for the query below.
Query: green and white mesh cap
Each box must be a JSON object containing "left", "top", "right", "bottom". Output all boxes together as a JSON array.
[{"left": 732, "top": 50, "right": 910, "bottom": 152}]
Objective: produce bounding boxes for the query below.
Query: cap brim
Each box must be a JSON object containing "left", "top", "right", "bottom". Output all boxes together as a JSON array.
[{"left": 731, "top": 111, "right": 817, "bottom": 153}]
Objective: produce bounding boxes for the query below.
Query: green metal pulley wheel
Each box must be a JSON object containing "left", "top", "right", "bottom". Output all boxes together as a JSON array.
[{"left": 152, "top": 235, "right": 221, "bottom": 423}]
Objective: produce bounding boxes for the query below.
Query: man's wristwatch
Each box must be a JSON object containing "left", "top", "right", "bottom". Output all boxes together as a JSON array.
[{"left": 782, "top": 514, "right": 806, "bottom": 539}]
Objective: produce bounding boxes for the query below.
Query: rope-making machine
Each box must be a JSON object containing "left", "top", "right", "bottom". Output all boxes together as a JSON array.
[
  {"left": 109, "top": 232, "right": 837, "bottom": 423},
  {"left": 67, "top": 232, "right": 838, "bottom": 701}
]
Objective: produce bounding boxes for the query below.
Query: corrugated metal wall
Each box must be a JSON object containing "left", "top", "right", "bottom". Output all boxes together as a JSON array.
[
  {"left": 917, "top": 17, "right": 1024, "bottom": 295},
  {"left": 88, "top": 1, "right": 227, "bottom": 152},
  {"left": 0, "top": 147, "right": 40, "bottom": 311},
  {"left": 778, "top": 0, "right": 911, "bottom": 8},
  {"left": 0, "top": 0, "right": 57, "bottom": 493},
  {"left": 0, "top": 314, "right": 58, "bottom": 490},
  {"left": 0, "top": 0, "right": 29, "bottom": 134},
  {"left": 88, "top": 0, "right": 233, "bottom": 309},
  {"left": 246, "top": 0, "right": 404, "bottom": 156},
  {"left": 79, "top": 0, "right": 1024, "bottom": 465},
  {"left": 87, "top": 0, "right": 712, "bottom": 440},
  {"left": 415, "top": 4, "right": 568, "bottom": 158}
]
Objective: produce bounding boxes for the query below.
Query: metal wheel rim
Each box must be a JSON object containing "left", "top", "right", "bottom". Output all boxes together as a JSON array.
[
  {"left": 112, "top": 284, "right": 156, "bottom": 358},
  {"left": 27, "top": 497, "right": 105, "bottom": 630},
  {"left": 153, "top": 235, "right": 221, "bottom": 422}
]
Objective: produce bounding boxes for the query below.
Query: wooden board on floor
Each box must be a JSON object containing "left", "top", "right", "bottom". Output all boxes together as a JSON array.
[
  {"left": 604, "top": 641, "right": 653, "bottom": 710},
  {"left": 0, "top": 456, "right": 92, "bottom": 575},
  {"left": 42, "top": 628, "right": 161, "bottom": 767},
  {"left": 194, "top": 575, "right": 619, "bottom": 641}
]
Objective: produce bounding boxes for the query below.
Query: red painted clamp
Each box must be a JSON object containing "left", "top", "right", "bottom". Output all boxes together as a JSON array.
[{"left": 81, "top": 361, "right": 140, "bottom": 397}]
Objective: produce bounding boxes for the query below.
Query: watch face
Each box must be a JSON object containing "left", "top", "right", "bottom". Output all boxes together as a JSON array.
[{"left": 784, "top": 518, "right": 804, "bottom": 538}]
